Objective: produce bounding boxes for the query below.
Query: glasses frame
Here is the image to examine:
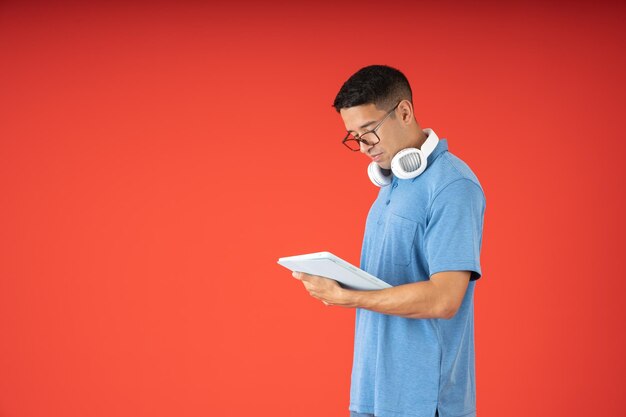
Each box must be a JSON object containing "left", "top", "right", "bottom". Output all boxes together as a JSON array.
[{"left": 342, "top": 101, "right": 401, "bottom": 151}]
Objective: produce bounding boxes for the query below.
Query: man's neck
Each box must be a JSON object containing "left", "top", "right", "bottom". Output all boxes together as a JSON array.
[{"left": 409, "top": 128, "right": 428, "bottom": 150}]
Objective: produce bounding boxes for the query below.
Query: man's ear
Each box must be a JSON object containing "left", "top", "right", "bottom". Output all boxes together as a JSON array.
[{"left": 397, "top": 100, "right": 414, "bottom": 125}]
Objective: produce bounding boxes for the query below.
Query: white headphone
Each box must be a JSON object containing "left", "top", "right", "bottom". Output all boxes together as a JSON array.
[{"left": 367, "top": 128, "right": 439, "bottom": 187}]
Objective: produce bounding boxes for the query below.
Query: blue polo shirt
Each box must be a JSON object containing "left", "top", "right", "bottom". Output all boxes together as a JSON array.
[{"left": 350, "top": 135, "right": 486, "bottom": 417}]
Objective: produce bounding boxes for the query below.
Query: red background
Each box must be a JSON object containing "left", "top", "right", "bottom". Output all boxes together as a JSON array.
[{"left": 1, "top": 1, "right": 625, "bottom": 416}]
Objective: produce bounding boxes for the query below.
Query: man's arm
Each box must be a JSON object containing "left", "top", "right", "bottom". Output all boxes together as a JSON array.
[{"left": 293, "top": 270, "right": 470, "bottom": 319}]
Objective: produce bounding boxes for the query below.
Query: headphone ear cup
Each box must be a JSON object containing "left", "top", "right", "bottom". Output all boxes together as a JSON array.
[
  {"left": 391, "top": 148, "right": 428, "bottom": 179},
  {"left": 368, "top": 162, "right": 392, "bottom": 187}
]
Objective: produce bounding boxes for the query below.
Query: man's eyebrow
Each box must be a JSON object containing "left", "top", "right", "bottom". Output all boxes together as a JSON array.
[{"left": 348, "top": 120, "right": 377, "bottom": 133}]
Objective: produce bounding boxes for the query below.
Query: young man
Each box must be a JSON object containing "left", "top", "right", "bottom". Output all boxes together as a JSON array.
[{"left": 293, "top": 65, "right": 486, "bottom": 417}]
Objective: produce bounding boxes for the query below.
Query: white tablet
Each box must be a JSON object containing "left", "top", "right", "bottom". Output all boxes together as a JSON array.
[{"left": 278, "top": 251, "right": 391, "bottom": 291}]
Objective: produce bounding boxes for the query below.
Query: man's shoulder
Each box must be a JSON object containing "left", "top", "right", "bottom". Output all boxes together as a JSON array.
[{"left": 427, "top": 150, "right": 483, "bottom": 195}]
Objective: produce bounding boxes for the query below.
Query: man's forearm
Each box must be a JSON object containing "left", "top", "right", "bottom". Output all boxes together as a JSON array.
[
  {"left": 342, "top": 280, "right": 453, "bottom": 319},
  {"left": 295, "top": 270, "right": 469, "bottom": 318}
]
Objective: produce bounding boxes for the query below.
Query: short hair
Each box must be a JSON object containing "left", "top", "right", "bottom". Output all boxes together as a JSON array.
[{"left": 332, "top": 65, "right": 413, "bottom": 113}]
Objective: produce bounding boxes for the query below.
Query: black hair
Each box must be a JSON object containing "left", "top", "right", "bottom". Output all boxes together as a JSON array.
[{"left": 332, "top": 65, "right": 413, "bottom": 112}]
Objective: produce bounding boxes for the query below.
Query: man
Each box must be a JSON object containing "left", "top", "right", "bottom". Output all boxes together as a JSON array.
[{"left": 293, "top": 65, "right": 486, "bottom": 417}]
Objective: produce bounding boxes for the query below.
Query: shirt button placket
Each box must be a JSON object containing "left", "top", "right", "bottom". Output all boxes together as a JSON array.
[
  {"left": 378, "top": 180, "right": 395, "bottom": 225},
  {"left": 386, "top": 179, "right": 397, "bottom": 205}
]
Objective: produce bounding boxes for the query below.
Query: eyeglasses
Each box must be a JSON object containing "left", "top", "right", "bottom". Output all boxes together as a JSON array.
[{"left": 342, "top": 102, "right": 400, "bottom": 151}]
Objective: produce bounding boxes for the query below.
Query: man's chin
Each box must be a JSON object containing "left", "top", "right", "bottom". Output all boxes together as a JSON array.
[
  {"left": 376, "top": 162, "right": 391, "bottom": 170},
  {"left": 375, "top": 163, "right": 392, "bottom": 174}
]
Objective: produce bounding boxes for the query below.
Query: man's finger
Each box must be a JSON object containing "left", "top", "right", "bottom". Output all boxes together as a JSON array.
[{"left": 292, "top": 271, "right": 311, "bottom": 280}]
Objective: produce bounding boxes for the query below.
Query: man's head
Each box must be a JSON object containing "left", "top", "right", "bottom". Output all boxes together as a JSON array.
[{"left": 333, "top": 65, "right": 424, "bottom": 170}]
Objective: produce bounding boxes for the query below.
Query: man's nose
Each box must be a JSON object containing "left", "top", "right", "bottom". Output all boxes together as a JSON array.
[{"left": 360, "top": 140, "right": 373, "bottom": 154}]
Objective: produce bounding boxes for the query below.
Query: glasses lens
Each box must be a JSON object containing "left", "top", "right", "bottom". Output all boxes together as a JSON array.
[
  {"left": 343, "top": 132, "right": 379, "bottom": 151},
  {"left": 344, "top": 137, "right": 361, "bottom": 151},
  {"left": 360, "top": 132, "right": 378, "bottom": 147}
]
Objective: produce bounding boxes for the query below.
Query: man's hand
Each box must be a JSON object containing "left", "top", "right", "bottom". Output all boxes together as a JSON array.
[{"left": 292, "top": 271, "right": 352, "bottom": 307}]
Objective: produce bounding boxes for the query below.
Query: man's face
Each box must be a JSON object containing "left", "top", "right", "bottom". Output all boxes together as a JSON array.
[{"left": 339, "top": 103, "right": 402, "bottom": 170}]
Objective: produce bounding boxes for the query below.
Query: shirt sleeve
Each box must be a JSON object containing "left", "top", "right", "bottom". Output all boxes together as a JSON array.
[{"left": 424, "top": 178, "right": 486, "bottom": 281}]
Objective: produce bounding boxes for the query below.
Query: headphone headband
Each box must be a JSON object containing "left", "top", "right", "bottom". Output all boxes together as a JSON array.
[{"left": 420, "top": 128, "right": 439, "bottom": 159}]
